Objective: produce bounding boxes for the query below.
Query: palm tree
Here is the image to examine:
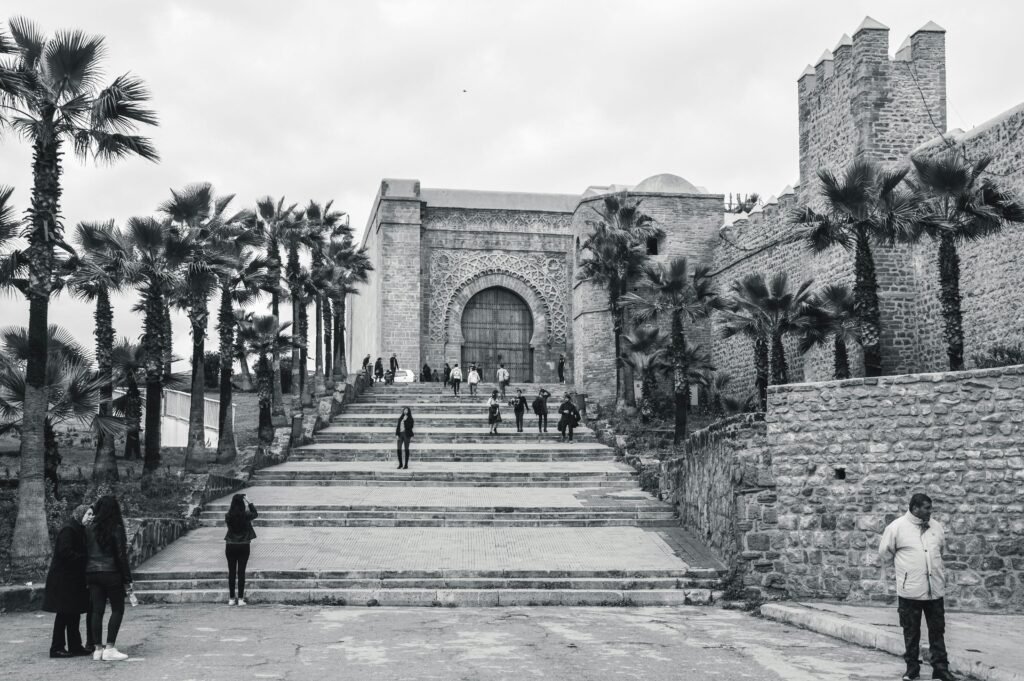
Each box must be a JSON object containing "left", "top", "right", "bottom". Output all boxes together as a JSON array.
[
  {"left": 254, "top": 197, "right": 297, "bottom": 424},
  {"left": 232, "top": 309, "right": 257, "bottom": 392},
  {"left": 670, "top": 342, "right": 716, "bottom": 439},
  {"left": 620, "top": 257, "right": 718, "bottom": 443},
  {"left": 1, "top": 18, "right": 158, "bottom": 566},
  {"left": 909, "top": 152, "right": 1024, "bottom": 370},
  {"left": 576, "top": 194, "right": 663, "bottom": 410},
  {"left": 797, "top": 284, "right": 859, "bottom": 380},
  {"left": 215, "top": 245, "right": 267, "bottom": 462},
  {"left": 238, "top": 315, "right": 292, "bottom": 444},
  {"left": 789, "top": 158, "right": 920, "bottom": 377},
  {"left": 279, "top": 210, "right": 314, "bottom": 405},
  {"left": 620, "top": 326, "right": 667, "bottom": 423},
  {"left": 159, "top": 183, "right": 251, "bottom": 470},
  {"left": 305, "top": 200, "right": 349, "bottom": 393},
  {"left": 68, "top": 221, "right": 137, "bottom": 481},
  {"left": 109, "top": 337, "right": 145, "bottom": 461},
  {"left": 324, "top": 237, "right": 373, "bottom": 385},
  {"left": 720, "top": 272, "right": 816, "bottom": 407},
  {"left": 126, "top": 216, "right": 185, "bottom": 476}
]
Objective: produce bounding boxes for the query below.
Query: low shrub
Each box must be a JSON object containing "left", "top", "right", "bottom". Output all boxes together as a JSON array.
[{"left": 972, "top": 343, "right": 1024, "bottom": 369}]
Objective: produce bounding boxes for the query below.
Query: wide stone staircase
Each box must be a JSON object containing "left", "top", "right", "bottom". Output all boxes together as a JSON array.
[{"left": 133, "top": 382, "right": 726, "bottom": 606}]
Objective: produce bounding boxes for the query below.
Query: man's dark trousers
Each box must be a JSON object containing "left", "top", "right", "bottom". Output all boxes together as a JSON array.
[
  {"left": 537, "top": 413, "right": 547, "bottom": 432},
  {"left": 898, "top": 596, "right": 948, "bottom": 675}
]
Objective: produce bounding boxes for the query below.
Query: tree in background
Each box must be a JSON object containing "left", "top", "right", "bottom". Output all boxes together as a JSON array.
[
  {"left": 0, "top": 17, "right": 158, "bottom": 568},
  {"left": 797, "top": 284, "right": 859, "bottom": 380},
  {"left": 110, "top": 338, "right": 145, "bottom": 461},
  {"left": 620, "top": 326, "right": 667, "bottom": 423},
  {"left": 789, "top": 159, "right": 920, "bottom": 377},
  {"left": 325, "top": 237, "right": 373, "bottom": 386},
  {"left": 305, "top": 200, "right": 350, "bottom": 393},
  {"left": 908, "top": 152, "right": 1024, "bottom": 370}
]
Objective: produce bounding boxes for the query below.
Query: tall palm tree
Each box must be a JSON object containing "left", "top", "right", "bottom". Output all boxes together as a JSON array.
[
  {"left": 1, "top": 18, "right": 158, "bottom": 567},
  {"left": 215, "top": 245, "right": 267, "bottom": 462},
  {"left": 159, "top": 183, "right": 250, "bottom": 470},
  {"left": 232, "top": 309, "right": 257, "bottom": 392},
  {"left": 238, "top": 315, "right": 292, "bottom": 444},
  {"left": 789, "top": 158, "right": 920, "bottom": 377},
  {"left": 576, "top": 194, "right": 663, "bottom": 410},
  {"left": 68, "top": 221, "right": 138, "bottom": 481},
  {"left": 721, "top": 272, "right": 817, "bottom": 405},
  {"left": 305, "top": 200, "right": 349, "bottom": 393},
  {"left": 620, "top": 257, "right": 718, "bottom": 443},
  {"left": 109, "top": 337, "right": 145, "bottom": 461},
  {"left": 324, "top": 237, "right": 373, "bottom": 385},
  {"left": 670, "top": 342, "right": 716, "bottom": 439},
  {"left": 278, "top": 210, "right": 314, "bottom": 405},
  {"left": 620, "top": 326, "right": 667, "bottom": 423},
  {"left": 797, "top": 284, "right": 859, "bottom": 380},
  {"left": 126, "top": 216, "right": 185, "bottom": 476},
  {"left": 254, "top": 197, "right": 297, "bottom": 424},
  {"left": 909, "top": 152, "right": 1024, "bottom": 370}
]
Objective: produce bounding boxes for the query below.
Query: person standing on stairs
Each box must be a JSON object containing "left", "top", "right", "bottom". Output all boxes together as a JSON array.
[
  {"left": 510, "top": 388, "right": 528, "bottom": 433},
  {"left": 390, "top": 353, "right": 400, "bottom": 375},
  {"left": 532, "top": 388, "right": 551, "bottom": 433},
  {"left": 395, "top": 406, "right": 414, "bottom": 469},
  {"left": 487, "top": 390, "right": 502, "bottom": 435},
  {"left": 85, "top": 496, "right": 133, "bottom": 662},
  {"left": 442, "top": 362, "right": 451, "bottom": 389},
  {"left": 450, "top": 363, "right": 462, "bottom": 396},
  {"left": 468, "top": 365, "right": 480, "bottom": 396},
  {"left": 496, "top": 363, "right": 510, "bottom": 398},
  {"left": 374, "top": 357, "right": 385, "bottom": 383},
  {"left": 557, "top": 393, "right": 581, "bottom": 442},
  {"left": 558, "top": 354, "right": 566, "bottom": 384},
  {"left": 224, "top": 493, "right": 258, "bottom": 606}
]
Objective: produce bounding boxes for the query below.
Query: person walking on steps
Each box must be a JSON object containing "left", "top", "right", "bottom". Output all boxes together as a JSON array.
[
  {"left": 362, "top": 354, "right": 372, "bottom": 382},
  {"left": 225, "top": 493, "right": 258, "bottom": 606},
  {"left": 85, "top": 496, "right": 133, "bottom": 662},
  {"left": 395, "top": 406, "right": 414, "bottom": 469},
  {"left": 468, "top": 365, "right": 480, "bottom": 396},
  {"left": 43, "top": 504, "right": 94, "bottom": 658},
  {"left": 879, "top": 493, "right": 959, "bottom": 681},
  {"left": 532, "top": 387, "right": 551, "bottom": 433},
  {"left": 421, "top": 363, "right": 432, "bottom": 382},
  {"left": 558, "top": 354, "right": 566, "bottom": 384},
  {"left": 443, "top": 362, "right": 451, "bottom": 388},
  {"left": 374, "top": 357, "right": 385, "bottom": 383},
  {"left": 557, "top": 393, "right": 580, "bottom": 442},
  {"left": 450, "top": 363, "right": 463, "bottom": 396},
  {"left": 496, "top": 364, "right": 510, "bottom": 398},
  {"left": 510, "top": 389, "right": 528, "bottom": 433},
  {"left": 390, "top": 353, "right": 400, "bottom": 375},
  {"left": 486, "top": 390, "right": 502, "bottom": 435}
]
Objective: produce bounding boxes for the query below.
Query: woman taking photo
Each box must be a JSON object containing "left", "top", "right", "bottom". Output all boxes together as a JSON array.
[
  {"left": 224, "top": 494, "right": 258, "bottom": 605},
  {"left": 486, "top": 390, "right": 502, "bottom": 435},
  {"left": 395, "top": 407, "right": 414, "bottom": 469},
  {"left": 85, "top": 496, "right": 132, "bottom": 662},
  {"left": 43, "top": 504, "right": 94, "bottom": 658}
]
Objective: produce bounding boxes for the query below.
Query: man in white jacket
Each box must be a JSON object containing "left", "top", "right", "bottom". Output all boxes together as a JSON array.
[{"left": 878, "top": 493, "right": 957, "bottom": 681}]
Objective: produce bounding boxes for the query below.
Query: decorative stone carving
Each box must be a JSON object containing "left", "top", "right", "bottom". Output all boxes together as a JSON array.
[
  {"left": 428, "top": 251, "right": 568, "bottom": 345},
  {"left": 423, "top": 209, "right": 572, "bottom": 233}
]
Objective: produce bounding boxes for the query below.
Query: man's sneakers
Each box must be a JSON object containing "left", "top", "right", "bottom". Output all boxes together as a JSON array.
[
  {"left": 236, "top": 598, "right": 247, "bottom": 606},
  {"left": 101, "top": 647, "right": 128, "bottom": 661}
]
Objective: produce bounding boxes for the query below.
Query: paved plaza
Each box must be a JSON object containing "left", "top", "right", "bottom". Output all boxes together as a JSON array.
[{"left": 0, "top": 605, "right": 906, "bottom": 680}]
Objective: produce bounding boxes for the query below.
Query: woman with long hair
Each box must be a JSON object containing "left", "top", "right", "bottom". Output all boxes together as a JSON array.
[
  {"left": 85, "top": 496, "right": 132, "bottom": 662},
  {"left": 43, "top": 504, "right": 94, "bottom": 658},
  {"left": 486, "top": 390, "right": 501, "bottom": 435},
  {"left": 395, "top": 407, "right": 414, "bottom": 469},
  {"left": 224, "top": 493, "right": 258, "bottom": 605}
]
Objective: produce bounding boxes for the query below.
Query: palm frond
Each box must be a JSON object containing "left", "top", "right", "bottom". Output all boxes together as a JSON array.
[
  {"left": 42, "top": 29, "right": 106, "bottom": 98},
  {"left": 91, "top": 72, "right": 158, "bottom": 131}
]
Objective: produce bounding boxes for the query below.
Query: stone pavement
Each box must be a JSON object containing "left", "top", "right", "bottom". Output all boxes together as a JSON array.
[
  {"left": 761, "top": 602, "right": 1023, "bottom": 681},
  {"left": 0, "top": 604, "right": 911, "bottom": 680}
]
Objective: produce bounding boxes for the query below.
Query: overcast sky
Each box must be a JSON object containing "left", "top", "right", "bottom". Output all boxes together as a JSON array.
[{"left": 2, "top": 0, "right": 1022, "bottom": 366}]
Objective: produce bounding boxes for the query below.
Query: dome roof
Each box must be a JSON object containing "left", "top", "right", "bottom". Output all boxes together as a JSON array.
[{"left": 633, "top": 173, "right": 701, "bottom": 194}]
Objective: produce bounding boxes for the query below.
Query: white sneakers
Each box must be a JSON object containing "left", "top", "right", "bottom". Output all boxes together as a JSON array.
[
  {"left": 236, "top": 598, "right": 247, "bottom": 606},
  {"left": 228, "top": 598, "right": 237, "bottom": 605},
  {"left": 95, "top": 646, "right": 128, "bottom": 661}
]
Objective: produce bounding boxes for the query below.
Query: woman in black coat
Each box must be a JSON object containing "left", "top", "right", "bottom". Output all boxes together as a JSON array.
[
  {"left": 395, "top": 407, "right": 414, "bottom": 469},
  {"left": 43, "top": 504, "right": 94, "bottom": 658},
  {"left": 374, "top": 357, "right": 385, "bottom": 383}
]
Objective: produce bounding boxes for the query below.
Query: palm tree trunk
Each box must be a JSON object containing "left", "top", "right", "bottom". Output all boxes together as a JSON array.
[
  {"left": 162, "top": 303, "right": 173, "bottom": 380},
  {"left": 291, "top": 289, "right": 302, "bottom": 402},
  {"left": 12, "top": 136, "right": 61, "bottom": 568},
  {"left": 833, "top": 336, "right": 850, "bottom": 379},
  {"left": 124, "top": 376, "right": 142, "bottom": 461},
  {"left": 216, "top": 282, "right": 237, "bottom": 462},
  {"left": 92, "top": 287, "right": 118, "bottom": 482},
  {"left": 332, "top": 296, "right": 348, "bottom": 382},
  {"left": 770, "top": 329, "right": 789, "bottom": 385},
  {"left": 270, "top": 288, "right": 286, "bottom": 424},
  {"left": 233, "top": 323, "right": 255, "bottom": 392},
  {"left": 678, "top": 383, "right": 691, "bottom": 445},
  {"left": 611, "top": 294, "right": 624, "bottom": 410},
  {"left": 640, "top": 371, "right": 656, "bottom": 423},
  {"left": 853, "top": 228, "right": 883, "bottom": 377},
  {"left": 143, "top": 288, "right": 165, "bottom": 476},
  {"left": 257, "top": 353, "right": 274, "bottom": 444},
  {"left": 313, "top": 295, "right": 326, "bottom": 394},
  {"left": 184, "top": 294, "right": 210, "bottom": 471},
  {"left": 300, "top": 302, "right": 313, "bottom": 407},
  {"left": 671, "top": 311, "right": 687, "bottom": 444},
  {"left": 323, "top": 296, "right": 333, "bottom": 388},
  {"left": 938, "top": 233, "right": 964, "bottom": 371},
  {"left": 754, "top": 335, "right": 769, "bottom": 411}
]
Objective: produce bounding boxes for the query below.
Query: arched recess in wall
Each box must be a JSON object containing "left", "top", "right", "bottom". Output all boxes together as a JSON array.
[{"left": 443, "top": 272, "right": 549, "bottom": 349}]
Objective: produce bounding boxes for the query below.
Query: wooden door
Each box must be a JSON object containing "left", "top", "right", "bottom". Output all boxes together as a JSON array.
[{"left": 461, "top": 287, "right": 533, "bottom": 382}]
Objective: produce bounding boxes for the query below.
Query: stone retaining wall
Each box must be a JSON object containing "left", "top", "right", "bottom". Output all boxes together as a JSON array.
[{"left": 126, "top": 517, "right": 196, "bottom": 569}]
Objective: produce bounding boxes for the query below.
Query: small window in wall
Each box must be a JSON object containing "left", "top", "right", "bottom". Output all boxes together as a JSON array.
[{"left": 646, "top": 236, "right": 659, "bottom": 255}]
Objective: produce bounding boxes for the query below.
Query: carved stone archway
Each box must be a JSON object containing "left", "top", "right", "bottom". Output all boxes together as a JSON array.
[{"left": 444, "top": 272, "right": 549, "bottom": 349}]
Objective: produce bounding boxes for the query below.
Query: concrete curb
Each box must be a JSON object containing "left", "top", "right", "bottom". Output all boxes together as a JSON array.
[
  {"left": 0, "top": 584, "right": 44, "bottom": 613},
  {"left": 760, "top": 603, "right": 1021, "bottom": 681}
]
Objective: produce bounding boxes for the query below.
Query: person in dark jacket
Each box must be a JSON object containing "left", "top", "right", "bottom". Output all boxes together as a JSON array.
[
  {"left": 85, "top": 495, "right": 133, "bottom": 662},
  {"left": 558, "top": 354, "right": 566, "bottom": 384},
  {"left": 532, "top": 388, "right": 551, "bottom": 433},
  {"left": 557, "top": 394, "right": 581, "bottom": 442},
  {"left": 362, "top": 354, "right": 372, "bottom": 382},
  {"left": 224, "top": 494, "right": 258, "bottom": 606},
  {"left": 395, "top": 407, "right": 414, "bottom": 469},
  {"left": 421, "top": 363, "right": 432, "bottom": 382},
  {"left": 374, "top": 357, "right": 385, "bottom": 383},
  {"left": 510, "top": 389, "right": 528, "bottom": 433},
  {"left": 442, "top": 363, "right": 451, "bottom": 388},
  {"left": 390, "top": 353, "right": 400, "bottom": 374},
  {"left": 44, "top": 504, "right": 94, "bottom": 658}
]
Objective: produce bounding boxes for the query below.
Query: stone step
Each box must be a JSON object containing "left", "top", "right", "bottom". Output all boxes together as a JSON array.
[
  {"left": 353, "top": 394, "right": 572, "bottom": 404},
  {"left": 134, "top": 575, "right": 716, "bottom": 591},
  {"left": 341, "top": 403, "right": 503, "bottom": 415},
  {"left": 251, "top": 461, "right": 635, "bottom": 486},
  {"left": 251, "top": 479, "right": 635, "bottom": 488},
  {"left": 291, "top": 442, "right": 613, "bottom": 463},
  {"left": 332, "top": 414, "right": 571, "bottom": 428},
  {"left": 314, "top": 427, "right": 595, "bottom": 443},
  {"left": 134, "top": 588, "right": 714, "bottom": 607},
  {"left": 200, "top": 517, "right": 677, "bottom": 528},
  {"left": 362, "top": 384, "right": 576, "bottom": 393}
]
